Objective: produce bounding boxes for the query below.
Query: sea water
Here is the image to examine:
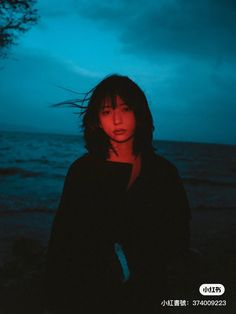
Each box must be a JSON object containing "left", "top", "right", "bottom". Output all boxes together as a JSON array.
[
  {"left": 1, "top": 131, "right": 235, "bottom": 212},
  {"left": 0, "top": 131, "right": 235, "bottom": 260}
]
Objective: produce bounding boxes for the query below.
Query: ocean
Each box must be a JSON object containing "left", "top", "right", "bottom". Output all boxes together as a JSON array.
[
  {"left": 1, "top": 130, "right": 235, "bottom": 212},
  {"left": 0, "top": 131, "right": 235, "bottom": 260}
]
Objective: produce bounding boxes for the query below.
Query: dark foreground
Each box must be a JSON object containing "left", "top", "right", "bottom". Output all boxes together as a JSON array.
[{"left": 0, "top": 207, "right": 235, "bottom": 314}]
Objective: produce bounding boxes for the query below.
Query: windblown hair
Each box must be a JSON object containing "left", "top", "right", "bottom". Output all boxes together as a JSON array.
[{"left": 55, "top": 74, "right": 155, "bottom": 158}]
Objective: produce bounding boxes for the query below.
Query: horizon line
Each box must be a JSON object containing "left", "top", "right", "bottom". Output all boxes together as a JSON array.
[{"left": 0, "top": 128, "right": 235, "bottom": 147}]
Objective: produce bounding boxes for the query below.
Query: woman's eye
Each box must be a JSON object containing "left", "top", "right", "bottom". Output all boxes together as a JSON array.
[
  {"left": 101, "top": 110, "right": 111, "bottom": 116},
  {"left": 122, "top": 106, "right": 131, "bottom": 112}
]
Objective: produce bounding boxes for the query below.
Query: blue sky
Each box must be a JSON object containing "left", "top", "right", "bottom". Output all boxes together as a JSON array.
[{"left": 0, "top": 0, "right": 235, "bottom": 144}]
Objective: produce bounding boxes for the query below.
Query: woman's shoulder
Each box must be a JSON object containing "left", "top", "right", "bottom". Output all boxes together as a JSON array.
[
  {"left": 67, "top": 153, "right": 96, "bottom": 175},
  {"left": 69, "top": 153, "right": 92, "bottom": 168},
  {"left": 62, "top": 153, "right": 99, "bottom": 187},
  {"left": 147, "top": 151, "right": 178, "bottom": 175}
]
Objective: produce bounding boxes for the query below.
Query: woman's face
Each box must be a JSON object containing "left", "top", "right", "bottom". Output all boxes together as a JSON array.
[{"left": 99, "top": 95, "right": 136, "bottom": 144}]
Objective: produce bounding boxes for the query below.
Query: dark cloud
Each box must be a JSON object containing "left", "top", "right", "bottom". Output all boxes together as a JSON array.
[
  {"left": 140, "top": 58, "right": 236, "bottom": 144},
  {"left": 156, "top": 60, "right": 236, "bottom": 115},
  {"left": 0, "top": 48, "right": 97, "bottom": 133},
  {"left": 74, "top": 0, "right": 236, "bottom": 144},
  {"left": 1, "top": 0, "right": 235, "bottom": 144},
  {"left": 76, "top": 0, "right": 236, "bottom": 61},
  {"left": 38, "top": 0, "right": 77, "bottom": 18}
]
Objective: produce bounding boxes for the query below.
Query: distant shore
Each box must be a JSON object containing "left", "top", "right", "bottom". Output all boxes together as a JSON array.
[{"left": 1, "top": 129, "right": 235, "bottom": 147}]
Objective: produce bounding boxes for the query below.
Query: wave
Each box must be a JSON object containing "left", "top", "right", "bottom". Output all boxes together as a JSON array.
[
  {"left": 174, "top": 157, "right": 193, "bottom": 162},
  {"left": 0, "top": 208, "right": 55, "bottom": 215},
  {"left": 0, "top": 167, "right": 65, "bottom": 181},
  {"left": 15, "top": 158, "right": 50, "bottom": 164},
  {"left": 183, "top": 176, "right": 236, "bottom": 188},
  {"left": 0, "top": 167, "right": 42, "bottom": 178},
  {"left": 194, "top": 205, "right": 236, "bottom": 211}
]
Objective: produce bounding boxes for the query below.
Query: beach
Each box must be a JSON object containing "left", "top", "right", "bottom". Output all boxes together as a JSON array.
[{"left": 0, "top": 131, "right": 235, "bottom": 313}]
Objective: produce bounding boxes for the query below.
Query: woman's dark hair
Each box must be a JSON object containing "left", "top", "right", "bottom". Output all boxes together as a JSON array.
[{"left": 56, "top": 74, "right": 155, "bottom": 158}]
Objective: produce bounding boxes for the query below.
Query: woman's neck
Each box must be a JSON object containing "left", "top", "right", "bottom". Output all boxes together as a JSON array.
[{"left": 108, "top": 139, "right": 136, "bottom": 163}]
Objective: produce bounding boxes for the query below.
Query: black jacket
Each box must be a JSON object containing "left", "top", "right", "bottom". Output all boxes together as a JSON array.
[{"left": 44, "top": 151, "right": 191, "bottom": 313}]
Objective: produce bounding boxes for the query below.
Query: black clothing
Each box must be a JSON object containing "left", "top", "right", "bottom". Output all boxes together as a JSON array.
[{"left": 44, "top": 151, "right": 191, "bottom": 313}]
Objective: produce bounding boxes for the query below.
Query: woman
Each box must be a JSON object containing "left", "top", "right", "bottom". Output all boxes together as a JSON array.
[{"left": 44, "top": 74, "right": 191, "bottom": 314}]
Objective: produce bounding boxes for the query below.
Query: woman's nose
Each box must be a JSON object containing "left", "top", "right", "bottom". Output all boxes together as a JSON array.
[{"left": 113, "top": 109, "right": 122, "bottom": 125}]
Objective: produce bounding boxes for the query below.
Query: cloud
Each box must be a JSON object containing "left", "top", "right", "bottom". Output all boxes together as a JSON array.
[
  {"left": 73, "top": 0, "right": 236, "bottom": 144},
  {"left": 37, "top": 0, "right": 77, "bottom": 18},
  {"left": 0, "top": 48, "right": 99, "bottom": 133},
  {"left": 76, "top": 0, "right": 236, "bottom": 62},
  {"left": 64, "top": 60, "right": 102, "bottom": 78},
  {"left": 134, "top": 57, "right": 236, "bottom": 144},
  {"left": 1, "top": 0, "right": 235, "bottom": 144}
]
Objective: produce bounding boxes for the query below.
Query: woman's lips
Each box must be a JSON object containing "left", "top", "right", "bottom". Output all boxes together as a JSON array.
[{"left": 113, "top": 129, "right": 126, "bottom": 135}]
